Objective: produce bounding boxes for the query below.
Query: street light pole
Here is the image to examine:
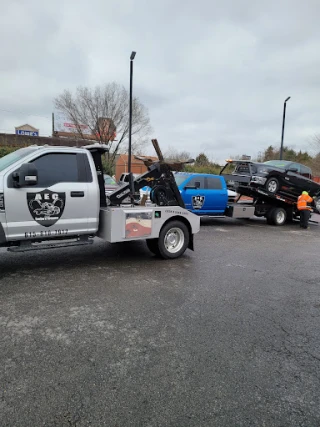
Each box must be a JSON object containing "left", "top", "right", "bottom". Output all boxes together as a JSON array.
[
  {"left": 128, "top": 51, "right": 136, "bottom": 202},
  {"left": 280, "top": 96, "right": 291, "bottom": 160}
]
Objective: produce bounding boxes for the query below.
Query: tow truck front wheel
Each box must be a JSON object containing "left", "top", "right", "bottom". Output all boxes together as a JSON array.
[{"left": 157, "top": 220, "right": 189, "bottom": 259}]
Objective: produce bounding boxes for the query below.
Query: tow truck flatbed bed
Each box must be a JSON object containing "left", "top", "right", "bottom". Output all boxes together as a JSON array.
[
  {"left": 223, "top": 184, "right": 318, "bottom": 225},
  {"left": 235, "top": 184, "right": 298, "bottom": 205}
]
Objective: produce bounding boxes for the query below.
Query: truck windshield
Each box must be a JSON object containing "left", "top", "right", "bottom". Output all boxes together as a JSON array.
[
  {"left": 174, "top": 174, "right": 189, "bottom": 186},
  {"left": 263, "top": 160, "right": 291, "bottom": 168},
  {"left": 0, "top": 147, "right": 38, "bottom": 173}
]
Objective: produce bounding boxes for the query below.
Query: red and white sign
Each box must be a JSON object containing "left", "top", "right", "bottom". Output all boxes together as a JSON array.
[{"left": 54, "top": 113, "right": 91, "bottom": 135}]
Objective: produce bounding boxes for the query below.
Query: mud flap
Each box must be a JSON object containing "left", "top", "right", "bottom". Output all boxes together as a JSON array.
[
  {"left": 188, "top": 233, "right": 194, "bottom": 251},
  {"left": 0, "top": 222, "right": 6, "bottom": 246}
]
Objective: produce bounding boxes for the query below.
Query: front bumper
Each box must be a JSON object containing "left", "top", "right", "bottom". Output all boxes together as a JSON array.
[{"left": 250, "top": 176, "right": 267, "bottom": 185}]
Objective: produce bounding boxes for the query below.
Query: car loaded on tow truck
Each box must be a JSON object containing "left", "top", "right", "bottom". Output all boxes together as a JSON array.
[
  {"left": 0, "top": 139, "right": 200, "bottom": 259},
  {"left": 220, "top": 159, "right": 320, "bottom": 225}
]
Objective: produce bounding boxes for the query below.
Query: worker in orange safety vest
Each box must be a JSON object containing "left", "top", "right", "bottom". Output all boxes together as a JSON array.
[{"left": 297, "top": 191, "right": 315, "bottom": 229}]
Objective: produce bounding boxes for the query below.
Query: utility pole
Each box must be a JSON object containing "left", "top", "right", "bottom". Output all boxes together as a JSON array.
[
  {"left": 128, "top": 51, "right": 136, "bottom": 202},
  {"left": 52, "top": 112, "right": 55, "bottom": 137},
  {"left": 280, "top": 97, "right": 291, "bottom": 160}
]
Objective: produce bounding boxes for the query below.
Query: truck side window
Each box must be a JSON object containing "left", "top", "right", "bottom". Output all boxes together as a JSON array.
[
  {"left": 188, "top": 177, "right": 205, "bottom": 189},
  {"left": 31, "top": 154, "right": 80, "bottom": 187},
  {"left": 235, "top": 163, "right": 250, "bottom": 174},
  {"left": 206, "top": 177, "right": 223, "bottom": 190},
  {"left": 288, "top": 163, "right": 300, "bottom": 173},
  {"left": 300, "top": 165, "right": 312, "bottom": 178}
]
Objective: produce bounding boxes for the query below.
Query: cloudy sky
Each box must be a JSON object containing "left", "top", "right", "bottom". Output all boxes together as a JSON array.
[{"left": 1, "top": 0, "right": 320, "bottom": 162}]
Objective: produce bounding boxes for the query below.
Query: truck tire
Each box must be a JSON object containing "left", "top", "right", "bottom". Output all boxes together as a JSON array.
[
  {"left": 265, "top": 177, "right": 279, "bottom": 194},
  {"left": 158, "top": 220, "right": 189, "bottom": 259},
  {"left": 146, "top": 238, "right": 161, "bottom": 256},
  {"left": 267, "top": 207, "right": 287, "bottom": 226},
  {"left": 0, "top": 222, "right": 6, "bottom": 246},
  {"left": 150, "top": 186, "right": 168, "bottom": 206},
  {"left": 266, "top": 209, "right": 274, "bottom": 225}
]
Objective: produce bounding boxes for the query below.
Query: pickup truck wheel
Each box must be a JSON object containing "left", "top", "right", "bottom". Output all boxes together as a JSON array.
[
  {"left": 268, "top": 207, "right": 287, "bottom": 226},
  {"left": 146, "top": 238, "right": 161, "bottom": 256},
  {"left": 150, "top": 186, "right": 168, "bottom": 206},
  {"left": 158, "top": 221, "right": 189, "bottom": 259},
  {"left": 265, "top": 177, "right": 279, "bottom": 194}
]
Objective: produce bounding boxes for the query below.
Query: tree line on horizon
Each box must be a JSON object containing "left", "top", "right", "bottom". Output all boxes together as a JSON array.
[{"left": 164, "top": 137, "right": 320, "bottom": 176}]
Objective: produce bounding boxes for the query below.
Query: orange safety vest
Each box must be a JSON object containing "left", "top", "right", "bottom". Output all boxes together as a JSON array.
[{"left": 297, "top": 194, "right": 313, "bottom": 211}]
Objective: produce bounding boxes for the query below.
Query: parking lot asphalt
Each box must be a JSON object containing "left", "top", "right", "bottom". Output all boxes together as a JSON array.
[{"left": 1, "top": 217, "right": 320, "bottom": 427}]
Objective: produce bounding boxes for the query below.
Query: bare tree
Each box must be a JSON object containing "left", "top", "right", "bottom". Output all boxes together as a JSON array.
[
  {"left": 310, "top": 134, "right": 320, "bottom": 154},
  {"left": 308, "top": 134, "right": 320, "bottom": 176},
  {"left": 163, "top": 147, "right": 192, "bottom": 162},
  {"left": 54, "top": 83, "right": 152, "bottom": 168}
]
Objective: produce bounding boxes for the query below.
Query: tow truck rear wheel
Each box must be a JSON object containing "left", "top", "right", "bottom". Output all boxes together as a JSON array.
[
  {"left": 158, "top": 220, "right": 189, "bottom": 259},
  {"left": 266, "top": 207, "right": 287, "bottom": 226}
]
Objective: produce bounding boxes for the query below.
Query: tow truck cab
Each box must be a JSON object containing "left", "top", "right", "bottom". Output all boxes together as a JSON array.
[{"left": 0, "top": 145, "right": 101, "bottom": 244}]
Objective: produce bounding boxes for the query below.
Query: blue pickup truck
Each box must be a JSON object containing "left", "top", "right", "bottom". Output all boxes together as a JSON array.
[
  {"left": 141, "top": 172, "right": 236, "bottom": 215},
  {"left": 174, "top": 172, "right": 229, "bottom": 215}
]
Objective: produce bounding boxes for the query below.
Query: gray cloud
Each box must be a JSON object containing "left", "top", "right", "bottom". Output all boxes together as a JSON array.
[{"left": 1, "top": 0, "right": 320, "bottom": 163}]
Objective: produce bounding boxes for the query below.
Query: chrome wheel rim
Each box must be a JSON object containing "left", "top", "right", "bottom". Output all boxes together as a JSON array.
[
  {"left": 267, "top": 180, "right": 278, "bottom": 193},
  {"left": 276, "top": 210, "right": 285, "bottom": 224},
  {"left": 164, "top": 228, "right": 184, "bottom": 253}
]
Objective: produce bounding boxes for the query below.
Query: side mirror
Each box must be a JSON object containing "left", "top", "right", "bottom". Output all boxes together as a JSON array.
[
  {"left": 289, "top": 168, "right": 298, "bottom": 173},
  {"left": 13, "top": 163, "right": 38, "bottom": 188}
]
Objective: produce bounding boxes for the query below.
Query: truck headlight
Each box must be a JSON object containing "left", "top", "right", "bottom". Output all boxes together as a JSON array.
[{"left": 251, "top": 176, "right": 267, "bottom": 185}]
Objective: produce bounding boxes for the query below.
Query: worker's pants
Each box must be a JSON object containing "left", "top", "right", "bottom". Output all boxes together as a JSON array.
[{"left": 300, "top": 209, "right": 311, "bottom": 229}]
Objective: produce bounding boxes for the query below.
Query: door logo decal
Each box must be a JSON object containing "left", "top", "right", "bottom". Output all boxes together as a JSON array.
[
  {"left": 27, "top": 190, "right": 65, "bottom": 227},
  {"left": 192, "top": 195, "right": 205, "bottom": 210}
]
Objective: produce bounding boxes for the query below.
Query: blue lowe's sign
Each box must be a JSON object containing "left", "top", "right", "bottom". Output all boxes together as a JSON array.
[{"left": 16, "top": 130, "right": 39, "bottom": 136}]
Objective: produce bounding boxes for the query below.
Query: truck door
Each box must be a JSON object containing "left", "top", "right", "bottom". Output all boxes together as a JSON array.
[
  {"left": 181, "top": 176, "right": 207, "bottom": 212},
  {"left": 182, "top": 176, "right": 228, "bottom": 214},
  {"left": 205, "top": 176, "right": 228, "bottom": 213},
  {"left": 4, "top": 152, "right": 96, "bottom": 241},
  {"left": 285, "top": 163, "right": 302, "bottom": 195}
]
